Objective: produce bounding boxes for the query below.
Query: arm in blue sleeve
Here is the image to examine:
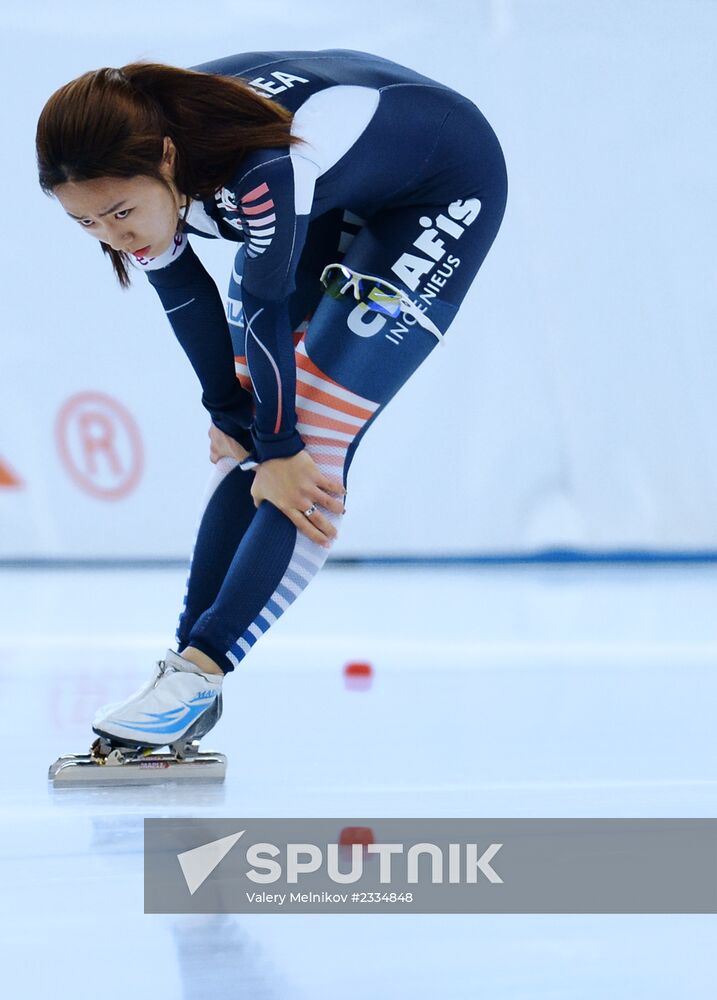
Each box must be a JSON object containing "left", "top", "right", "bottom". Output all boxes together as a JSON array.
[
  {"left": 143, "top": 235, "right": 255, "bottom": 449},
  {"left": 228, "top": 151, "right": 317, "bottom": 463},
  {"left": 241, "top": 285, "right": 305, "bottom": 463}
]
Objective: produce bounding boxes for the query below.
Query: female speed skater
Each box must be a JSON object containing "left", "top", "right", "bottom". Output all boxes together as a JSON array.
[{"left": 37, "top": 48, "right": 507, "bottom": 769}]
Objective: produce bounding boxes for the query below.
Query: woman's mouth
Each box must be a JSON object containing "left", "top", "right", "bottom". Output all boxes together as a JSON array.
[{"left": 132, "top": 245, "right": 151, "bottom": 256}]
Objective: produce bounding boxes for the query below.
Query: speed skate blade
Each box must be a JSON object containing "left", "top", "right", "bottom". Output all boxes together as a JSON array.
[{"left": 48, "top": 751, "right": 227, "bottom": 786}]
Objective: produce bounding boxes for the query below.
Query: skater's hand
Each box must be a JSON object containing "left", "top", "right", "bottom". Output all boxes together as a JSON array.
[
  {"left": 208, "top": 423, "right": 251, "bottom": 464},
  {"left": 250, "top": 449, "right": 347, "bottom": 547}
]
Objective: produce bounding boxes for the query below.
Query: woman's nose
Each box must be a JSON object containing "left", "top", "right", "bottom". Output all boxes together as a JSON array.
[
  {"left": 104, "top": 222, "right": 132, "bottom": 251},
  {"left": 112, "top": 235, "right": 133, "bottom": 252}
]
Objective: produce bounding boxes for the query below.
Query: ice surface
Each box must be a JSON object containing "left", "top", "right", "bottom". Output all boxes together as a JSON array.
[{"left": 1, "top": 563, "right": 715, "bottom": 998}]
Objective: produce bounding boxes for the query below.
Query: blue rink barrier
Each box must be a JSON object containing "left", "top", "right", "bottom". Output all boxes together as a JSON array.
[{"left": 2, "top": 549, "right": 717, "bottom": 569}]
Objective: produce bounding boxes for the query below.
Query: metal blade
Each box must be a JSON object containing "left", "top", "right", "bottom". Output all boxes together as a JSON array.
[{"left": 48, "top": 751, "right": 227, "bottom": 786}]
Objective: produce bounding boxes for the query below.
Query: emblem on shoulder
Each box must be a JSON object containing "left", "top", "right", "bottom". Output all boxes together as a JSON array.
[{"left": 216, "top": 187, "right": 239, "bottom": 213}]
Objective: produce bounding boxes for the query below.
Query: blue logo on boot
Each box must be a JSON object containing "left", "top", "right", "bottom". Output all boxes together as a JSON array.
[{"left": 115, "top": 692, "right": 217, "bottom": 735}]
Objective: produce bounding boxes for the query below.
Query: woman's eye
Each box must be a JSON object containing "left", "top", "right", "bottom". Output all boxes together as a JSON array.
[{"left": 78, "top": 208, "right": 132, "bottom": 227}]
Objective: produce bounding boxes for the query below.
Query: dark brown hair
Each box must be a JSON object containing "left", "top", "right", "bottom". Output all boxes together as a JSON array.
[{"left": 35, "top": 62, "right": 302, "bottom": 287}]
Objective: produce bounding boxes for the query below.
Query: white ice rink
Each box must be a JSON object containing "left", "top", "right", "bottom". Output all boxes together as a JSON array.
[{"left": 1, "top": 561, "right": 715, "bottom": 998}]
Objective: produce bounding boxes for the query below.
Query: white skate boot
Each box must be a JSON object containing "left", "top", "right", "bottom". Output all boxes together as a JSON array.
[
  {"left": 48, "top": 650, "right": 227, "bottom": 786},
  {"left": 92, "top": 649, "right": 223, "bottom": 749}
]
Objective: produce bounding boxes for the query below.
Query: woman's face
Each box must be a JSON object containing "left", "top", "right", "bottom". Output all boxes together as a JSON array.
[{"left": 53, "top": 139, "right": 184, "bottom": 259}]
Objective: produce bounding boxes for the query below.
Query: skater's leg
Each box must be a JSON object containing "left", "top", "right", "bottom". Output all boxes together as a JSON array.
[
  {"left": 178, "top": 234, "right": 357, "bottom": 672},
  {"left": 182, "top": 115, "right": 507, "bottom": 674},
  {"left": 306, "top": 98, "right": 508, "bottom": 479},
  {"left": 175, "top": 458, "right": 258, "bottom": 666},
  {"left": 189, "top": 217, "right": 506, "bottom": 671},
  {"left": 173, "top": 234, "right": 334, "bottom": 668}
]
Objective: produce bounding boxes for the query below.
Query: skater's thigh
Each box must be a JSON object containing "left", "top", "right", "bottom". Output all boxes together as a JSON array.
[{"left": 302, "top": 188, "right": 504, "bottom": 407}]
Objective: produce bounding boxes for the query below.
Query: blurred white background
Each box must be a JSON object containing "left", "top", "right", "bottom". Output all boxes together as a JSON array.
[{"left": 1, "top": 0, "right": 714, "bottom": 558}]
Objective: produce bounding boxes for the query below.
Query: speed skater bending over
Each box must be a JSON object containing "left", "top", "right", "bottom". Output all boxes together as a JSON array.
[{"left": 37, "top": 48, "right": 507, "bottom": 777}]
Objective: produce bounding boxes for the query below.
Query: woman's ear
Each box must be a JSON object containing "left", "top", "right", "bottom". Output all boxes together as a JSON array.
[
  {"left": 162, "top": 136, "right": 176, "bottom": 164},
  {"left": 159, "top": 137, "right": 179, "bottom": 187}
]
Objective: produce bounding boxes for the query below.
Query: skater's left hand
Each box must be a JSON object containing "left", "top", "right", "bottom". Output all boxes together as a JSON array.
[
  {"left": 208, "top": 423, "right": 251, "bottom": 464},
  {"left": 250, "top": 449, "right": 347, "bottom": 547}
]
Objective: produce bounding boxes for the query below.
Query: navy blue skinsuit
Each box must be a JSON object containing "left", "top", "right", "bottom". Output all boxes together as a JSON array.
[{"left": 137, "top": 49, "right": 507, "bottom": 673}]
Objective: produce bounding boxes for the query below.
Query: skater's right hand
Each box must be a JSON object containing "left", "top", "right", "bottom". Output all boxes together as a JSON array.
[
  {"left": 208, "top": 423, "right": 251, "bottom": 464},
  {"left": 250, "top": 449, "right": 346, "bottom": 548}
]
